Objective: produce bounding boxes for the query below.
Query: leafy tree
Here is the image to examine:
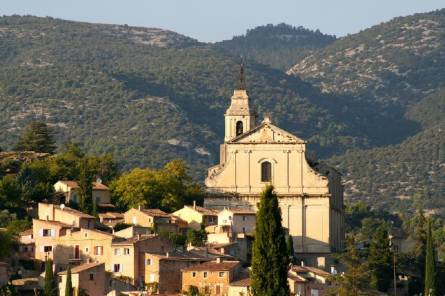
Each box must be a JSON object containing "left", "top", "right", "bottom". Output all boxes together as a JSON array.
[
  {"left": 328, "top": 237, "right": 372, "bottom": 296},
  {"left": 251, "top": 185, "right": 289, "bottom": 296},
  {"left": 0, "top": 175, "right": 21, "bottom": 208},
  {"left": 44, "top": 259, "right": 57, "bottom": 296},
  {"left": 0, "top": 284, "right": 18, "bottom": 296},
  {"left": 77, "top": 158, "right": 93, "bottom": 213},
  {"left": 111, "top": 160, "right": 203, "bottom": 212},
  {"left": 6, "top": 219, "right": 32, "bottom": 236},
  {"left": 424, "top": 218, "right": 437, "bottom": 296},
  {"left": 0, "top": 231, "right": 14, "bottom": 259},
  {"left": 368, "top": 224, "right": 392, "bottom": 292},
  {"left": 186, "top": 224, "right": 207, "bottom": 247},
  {"left": 187, "top": 286, "right": 200, "bottom": 296},
  {"left": 15, "top": 121, "right": 56, "bottom": 154},
  {"left": 65, "top": 266, "right": 72, "bottom": 296}
]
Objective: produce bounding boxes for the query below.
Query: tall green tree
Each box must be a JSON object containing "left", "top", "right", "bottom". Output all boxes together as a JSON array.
[
  {"left": 368, "top": 224, "right": 392, "bottom": 292},
  {"left": 77, "top": 158, "right": 93, "bottom": 213},
  {"left": 65, "top": 266, "right": 72, "bottom": 296},
  {"left": 328, "top": 237, "right": 372, "bottom": 296},
  {"left": 424, "top": 218, "right": 437, "bottom": 296},
  {"left": 286, "top": 235, "right": 295, "bottom": 264},
  {"left": 251, "top": 186, "right": 289, "bottom": 296},
  {"left": 15, "top": 121, "right": 56, "bottom": 154},
  {"left": 44, "top": 259, "right": 56, "bottom": 296}
]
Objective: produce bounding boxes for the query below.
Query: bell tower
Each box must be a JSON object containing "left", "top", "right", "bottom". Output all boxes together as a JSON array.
[{"left": 224, "top": 63, "right": 256, "bottom": 142}]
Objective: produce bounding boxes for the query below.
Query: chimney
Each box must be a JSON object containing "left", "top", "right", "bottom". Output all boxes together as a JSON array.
[
  {"left": 331, "top": 266, "right": 337, "bottom": 275},
  {"left": 138, "top": 205, "right": 142, "bottom": 211},
  {"left": 166, "top": 252, "right": 169, "bottom": 258},
  {"left": 216, "top": 257, "right": 222, "bottom": 264},
  {"left": 137, "top": 234, "right": 141, "bottom": 240},
  {"left": 300, "top": 260, "right": 305, "bottom": 267},
  {"left": 193, "top": 200, "right": 196, "bottom": 209}
]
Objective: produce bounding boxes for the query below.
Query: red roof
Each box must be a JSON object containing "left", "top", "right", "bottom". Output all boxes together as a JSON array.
[
  {"left": 58, "top": 180, "right": 110, "bottom": 191},
  {"left": 58, "top": 262, "right": 103, "bottom": 275},
  {"left": 182, "top": 260, "right": 239, "bottom": 272}
]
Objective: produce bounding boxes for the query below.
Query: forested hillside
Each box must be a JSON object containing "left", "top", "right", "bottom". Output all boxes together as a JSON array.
[
  {"left": 0, "top": 16, "right": 415, "bottom": 176},
  {"left": 218, "top": 23, "right": 336, "bottom": 71}
]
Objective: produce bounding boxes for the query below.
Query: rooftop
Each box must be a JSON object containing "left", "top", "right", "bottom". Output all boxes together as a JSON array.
[
  {"left": 99, "top": 212, "right": 124, "bottom": 219},
  {"left": 148, "top": 250, "right": 209, "bottom": 261},
  {"left": 140, "top": 208, "right": 171, "bottom": 218},
  {"left": 230, "top": 272, "right": 251, "bottom": 287},
  {"left": 19, "top": 229, "right": 33, "bottom": 236},
  {"left": 221, "top": 208, "right": 256, "bottom": 215},
  {"left": 57, "top": 180, "right": 110, "bottom": 191},
  {"left": 185, "top": 205, "right": 218, "bottom": 216},
  {"left": 182, "top": 260, "right": 239, "bottom": 272},
  {"left": 112, "top": 234, "right": 158, "bottom": 245},
  {"left": 33, "top": 219, "right": 73, "bottom": 228},
  {"left": 58, "top": 262, "right": 103, "bottom": 275},
  {"left": 291, "top": 265, "right": 331, "bottom": 277}
]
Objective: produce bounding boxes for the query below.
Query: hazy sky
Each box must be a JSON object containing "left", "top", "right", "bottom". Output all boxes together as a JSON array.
[{"left": 2, "top": 0, "right": 445, "bottom": 42}]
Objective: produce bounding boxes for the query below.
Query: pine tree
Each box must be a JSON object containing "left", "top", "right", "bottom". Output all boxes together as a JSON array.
[
  {"left": 286, "top": 235, "right": 295, "bottom": 264},
  {"left": 44, "top": 259, "right": 56, "bottom": 296},
  {"left": 368, "top": 224, "right": 392, "bottom": 292},
  {"left": 65, "top": 266, "right": 72, "bottom": 296},
  {"left": 77, "top": 158, "right": 93, "bottom": 213},
  {"left": 424, "top": 218, "right": 436, "bottom": 296},
  {"left": 251, "top": 185, "right": 289, "bottom": 296},
  {"left": 15, "top": 121, "right": 56, "bottom": 154}
]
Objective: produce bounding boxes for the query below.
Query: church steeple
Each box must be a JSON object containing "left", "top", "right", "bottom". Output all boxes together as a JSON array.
[{"left": 224, "top": 62, "right": 256, "bottom": 142}]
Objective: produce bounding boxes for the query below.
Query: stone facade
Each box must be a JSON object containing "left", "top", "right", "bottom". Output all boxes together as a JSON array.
[
  {"left": 204, "top": 79, "right": 344, "bottom": 255},
  {"left": 58, "top": 262, "right": 106, "bottom": 296}
]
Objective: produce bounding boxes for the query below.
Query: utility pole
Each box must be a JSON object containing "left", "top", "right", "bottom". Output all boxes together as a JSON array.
[{"left": 389, "top": 233, "right": 397, "bottom": 296}]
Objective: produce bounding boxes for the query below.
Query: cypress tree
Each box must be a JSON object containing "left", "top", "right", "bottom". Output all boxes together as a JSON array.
[
  {"left": 286, "top": 235, "right": 295, "bottom": 264},
  {"left": 15, "top": 121, "right": 56, "bottom": 154},
  {"left": 424, "top": 218, "right": 436, "bottom": 296},
  {"left": 44, "top": 259, "right": 56, "bottom": 296},
  {"left": 251, "top": 185, "right": 289, "bottom": 296},
  {"left": 368, "top": 224, "right": 392, "bottom": 292},
  {"left": 77, "top": 158, "right": 93, "bottom": 213},
  {"left": 65, "top": 266, "right": 73, "bottom": 296}
]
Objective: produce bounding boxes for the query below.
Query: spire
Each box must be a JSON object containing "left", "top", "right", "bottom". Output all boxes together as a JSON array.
[{"left": 236, "top": 60, "right": 246, "bottom": 90}]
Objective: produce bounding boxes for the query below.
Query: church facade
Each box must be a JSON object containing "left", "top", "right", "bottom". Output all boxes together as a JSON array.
[{"left": 204, "top": 68, "right": 344, "bottom": 255}]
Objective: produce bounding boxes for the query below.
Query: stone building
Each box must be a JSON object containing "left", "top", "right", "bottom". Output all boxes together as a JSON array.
[
  {"left": 204, "top": 66, "right": 344, "bottom": 257},
  {"left": 58, "top": 262, "right": 106, "bottom": 296}
]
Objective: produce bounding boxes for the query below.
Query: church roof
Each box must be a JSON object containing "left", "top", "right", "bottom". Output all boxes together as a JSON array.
[{"left": 227, "top": 118, "right": 306, "bottom": 144}]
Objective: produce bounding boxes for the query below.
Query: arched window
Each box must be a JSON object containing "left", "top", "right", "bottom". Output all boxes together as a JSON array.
[
  {"left": 236, "top": 121, "right": 243, "bottom": 136},
  {"left": 261, "top": 161, "right": 272, "bottom": 182}
]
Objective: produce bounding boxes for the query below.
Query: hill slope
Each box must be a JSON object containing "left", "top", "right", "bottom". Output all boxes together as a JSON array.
[
  {"left": 218, "top": 23, "right": 336, "bottom": 71},
  {"left": 288, "top": 9, "right": 445, "bottom": 106},
  {"left": 0, "top": 16, "right": 417, "bottom": 176}
]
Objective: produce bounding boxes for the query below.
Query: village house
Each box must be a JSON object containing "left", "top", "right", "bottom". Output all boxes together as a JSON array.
[
  {"left": 18, "top": 228, "right": 35, "bottom": 260},
  {"left": 113, "top": 225, "right": 152, "bottom": 239},
  {"left": 0, "top": 262, "right": 9, "bottom": 286},
  {"left": 144, "top": 251, "right": 210, "bottom": 294},
  {"left": 172, "top": 203, "right": 218, "bottom": 230},
  {"left": 288, "top": 264, "right": 333, "bottom": 296},
  {"left": 218, "top": 208, "right": 256, "bottom": 235},
  {"left": 181, "top": 258, "right": 241, "bottom": 296},
  {"left": 58, "top": 262, "right": 106, "bottom": 296},
  {"left": 33, "top": 219, "right": 73, "bottom": 264},
  {"left": 124, "top": 207, "right": 181, "bottom": 233},
  {"left": 54, "top": 180, "right": 112, "bottom": 207},
  {"left": 111, "top": 235, "right": 175, "bottom": 286},
  {"left": 38, "top": 203, "right": 95, "bottom": 229},
  {"left": 54, "top": 228, "right": 115, "bottom": 272},
  {"left": 227, "top": 272, "right": 250, "bottom": 296},
  {"left": 98, "top": 212, "right": 124, "bottom": 228}
]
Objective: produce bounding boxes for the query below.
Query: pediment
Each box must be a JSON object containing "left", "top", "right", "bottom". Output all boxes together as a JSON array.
[{"left": 228, "top": 122, "right": 305, "bottom": 144}]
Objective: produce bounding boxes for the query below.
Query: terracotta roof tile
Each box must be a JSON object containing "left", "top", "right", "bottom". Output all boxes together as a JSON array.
[
  {"left": 20, "top": 229, "right": 33, "bottom": 236},
  {"left": 140, "top": 208, "right": 171, "bottom": 218},
  {"left": 182, "top": 260, "right": 239, "bottom": 272},
  {"left": 58, "top": 181, "right": 110, "bottom": 191},
  {"left": 186, "top": 205, "right": 218, "bottom": 216},
  {"left": 58, "top": 262, "right": 103, "bottom": 275}
]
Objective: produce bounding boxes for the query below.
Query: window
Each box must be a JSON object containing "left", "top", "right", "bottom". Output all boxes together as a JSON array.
[
  {"left": 228, "top": 216, "right": 232, "bottom": 221},
  {"left": 146, "top": 259, "right": 152, "bottom": 266},
  {"left": 94, "top": 246, "right": 103, "bottom": 255},
  {"left": 203, "top": 271, "right": 208, "bottom": 278},
  {"left": 114, "top": 248, "right": 120, "bottom": 256},
  {"left": 123, "top": 248, "right": 130, "bottom": 255},
  {"left": 242, "top": 227, "right": 246, "bottom": 233},
  {"left": 242, "top": 216, "right": 246, "bottom": 221},
  {"left": 42, "top": 229, "right": 52, "bottom": 237},
  {"left": 192, "top": 272, "right": 196, "bottom": 278},
  {"left": 219, "top": 272, "right": 225, "bottom": 277},
  {"left": 85, "top": 247, "right": 89, "bottom": 253},
  {"left": 311, "top": 289, "right": 319, "bottom": 296},
  {"left": 236, "top": 121, "right": 243, "bottom": 136},
  {"left": 84, "top": 232, "right": 88, "bottom": 238},
  {"left": 43, "top": 246, "right": 52, "bottom": 252},
  {"left": 113, "top": 264, "right": 121, "bottom": 272},
  {"left": 261, "top": 161, "right": 272, "bottom": 182},
  {"left": 132, "top": 217, "right": 137, "bottom": 225},
  {"left": 89, "top": 273, "right": 94, "bottom": 281}
]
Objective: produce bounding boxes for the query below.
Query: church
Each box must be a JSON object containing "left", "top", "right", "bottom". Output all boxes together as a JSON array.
[{"left": 204, "top": 66, "right": 344, "bottom": 257}]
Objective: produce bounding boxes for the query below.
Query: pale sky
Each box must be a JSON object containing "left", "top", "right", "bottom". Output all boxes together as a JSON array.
[{"left": 2, "top": 0, "right": 445, "bottom": 42}]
